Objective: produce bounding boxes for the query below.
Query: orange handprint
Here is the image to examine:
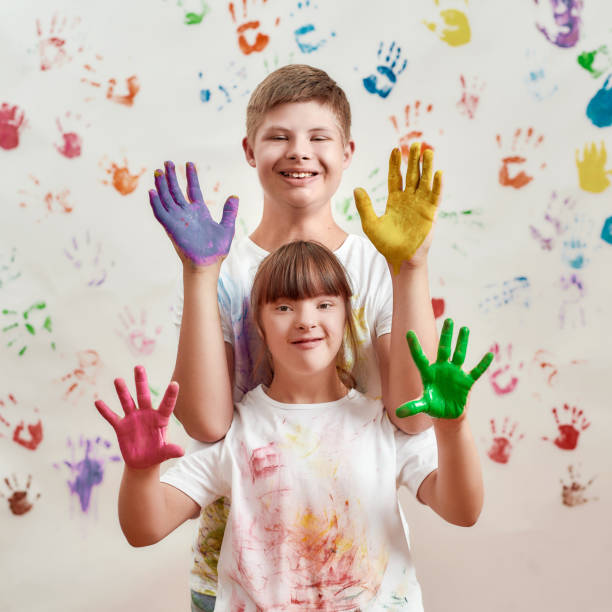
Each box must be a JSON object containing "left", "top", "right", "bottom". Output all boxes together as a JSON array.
[
  {"left": 229, "top": 0, "right": 279, "bottom": 55},
  {"left": 496, "top": 127, "right": 546, "bottom": 189}
]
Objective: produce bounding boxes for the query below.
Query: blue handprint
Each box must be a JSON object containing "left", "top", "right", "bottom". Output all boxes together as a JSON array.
[
  {"left": 601, "top": 216, "right": 612, "bottom": 245},
  {"left": 362, "top": 42, "right": 407, "bottom": 99},
  {"left": 291, "top": 1, "right": 335, "bottom": 53},
  {"left": 586, "top": 74, "right": 612, "bottom": 127}
]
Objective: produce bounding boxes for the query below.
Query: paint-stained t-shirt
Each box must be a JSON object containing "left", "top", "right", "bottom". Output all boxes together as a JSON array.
[{"left": 161, "top": 385, "right": 438, "bottom": 612}]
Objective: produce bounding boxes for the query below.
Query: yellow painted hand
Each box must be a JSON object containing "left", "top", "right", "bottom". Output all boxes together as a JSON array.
[
  {"left": 576, "top": 141, "right": 612, "bottom": 193},
  {"left": 354, "top": 143, "right": 442, "bottom": 274}
]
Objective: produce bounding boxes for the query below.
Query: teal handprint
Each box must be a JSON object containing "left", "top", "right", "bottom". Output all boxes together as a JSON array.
[{"left": 397, "top": 318, "right": 494, "bottom": 419}]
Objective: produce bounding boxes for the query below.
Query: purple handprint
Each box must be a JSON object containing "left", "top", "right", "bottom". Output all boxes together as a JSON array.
[
  {"left": 149, "top": 161, "right": 238, "bottom": 267},
  {"left": 534, "top": 0, "right": 583, "bottom": 49}
]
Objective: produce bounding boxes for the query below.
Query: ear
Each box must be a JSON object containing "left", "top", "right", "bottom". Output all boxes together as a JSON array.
[
  {"left": 343, "top": 139, "right": 355, "bottom": 169},
  {"left": 242, "top": 137, "right": 256, "bottom": 167}
]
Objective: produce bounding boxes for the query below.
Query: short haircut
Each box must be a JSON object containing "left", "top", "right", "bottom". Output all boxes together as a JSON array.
[
  {"left": 246, "top": 64, "right": 352, "bottom": 144},
  {"left": 250, "top": 240, "right": 358, "bottom": 389}
]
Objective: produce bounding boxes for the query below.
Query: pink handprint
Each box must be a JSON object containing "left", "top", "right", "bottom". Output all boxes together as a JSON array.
[
  {"left": 488, "top": 342, "right": 524, "bottom": 395},
  {"left": 542, "top": 403, "right": 590, "bottom": 450},
  {"left": 0, "top": 103, "right": 27, "bottom": 150},
  {"left": 117, "top": 307, "right": 162, "bottom": 356},
  {"left": 486, "top": 417, "right": 524, "bottom": 464},
  {"left": 55, "top": 111, "right": 88, "bottom": 158},
  {"left": 95, "top": 365, "right": 184, "bottom": 469},
  {"left": 36, "top": 13, "right": 83, "bottom": 71},
  {"left": 457, "top": 74, "right": 485, "bottom": 119}
]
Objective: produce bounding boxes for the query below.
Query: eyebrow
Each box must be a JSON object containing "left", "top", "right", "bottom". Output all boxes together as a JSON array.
[{"left": 262, "top": 125, "right": 335, "bottom": 133}]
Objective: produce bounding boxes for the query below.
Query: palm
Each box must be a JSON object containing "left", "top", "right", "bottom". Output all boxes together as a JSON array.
[
  {"left": 149, "top": 161, "right": 238, "bottom": 267},
  {"left": 95, "top": 365, "right": 183, "bottom": 469},
  {"left": 396, "top": 319, "right": 494, "bottom": 420},
  {"left": 354, "top": 143, "right": 442, "bottom": 274}
]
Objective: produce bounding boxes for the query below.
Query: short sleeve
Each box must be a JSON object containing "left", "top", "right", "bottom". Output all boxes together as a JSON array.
[
  {"left": 372, "top": 253, "right": 393, "bottom": 338},
  {"left": 160, "top": 440, "right": 230, "bottom": 508},
  {"left": 395, "top": 427, "right": 438, "bottom": 497}
]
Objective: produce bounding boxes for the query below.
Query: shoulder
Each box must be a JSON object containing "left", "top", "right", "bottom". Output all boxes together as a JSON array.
[{"left": 335, "top": 234, "right": 390, "bottom": 285}]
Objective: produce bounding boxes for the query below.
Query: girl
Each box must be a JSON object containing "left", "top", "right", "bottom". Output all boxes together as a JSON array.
[{"left": 96, "top": 241, "right": 493, "bottom": 611}]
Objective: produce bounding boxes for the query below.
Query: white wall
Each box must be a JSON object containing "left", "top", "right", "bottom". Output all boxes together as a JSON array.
[{"left": 1, "top": 1, "right": 610, "bottom": 610}]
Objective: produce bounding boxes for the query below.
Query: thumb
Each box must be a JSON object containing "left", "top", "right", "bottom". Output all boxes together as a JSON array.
[
  {"left": 220, "top": 196, "right": 239, "bottom": 229},
  {"left": 396, "top": 396, "right": 428, "bottom": 418},
  {"left": 353, "top": 188, "right": 378, "bottom": 229},
  {"left": 160, "top": 443, "right": 185, "bottom": 462}
]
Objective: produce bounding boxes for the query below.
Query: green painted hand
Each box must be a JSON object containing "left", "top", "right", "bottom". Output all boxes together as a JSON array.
[
  {"left": 396, "top": 318, "right": 494, "bottom": 419},
  {"left": 353, "top": 143, "right": 442, "bottom": 274}
]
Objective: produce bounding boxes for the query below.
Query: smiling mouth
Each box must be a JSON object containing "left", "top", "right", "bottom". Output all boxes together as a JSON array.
[
  {"left": 280, "top": 171, "right": 318, "bottom": 178},
  {"left": 291, "top": 338, "right": 323, "bottom": 345}
]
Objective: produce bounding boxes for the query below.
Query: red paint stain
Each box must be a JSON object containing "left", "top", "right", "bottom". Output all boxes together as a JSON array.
[
  {"left": 561, "top": 465, "right": 596, "bottom": 507},
  {"left": 488, "top": 342, "right": 523, "bottom": 395},
  {"left": 2, "top": 474, "right": 40, "bottom": 515},
  {"left": 249, "top": 442, "right": 281, "bottom": 481},
  {"left": 495, "top": 128, "right": 546, "bottom": 189},
  {"left": 229, "top": 0, "right": 277, "bottom": 55},
  {"left": 0, "top": 103, "right": 26, "bottom": 150},
  {"left": 13, "top": 420, "right": 43, "bottom": 450},
  {"left": 457, "top": 74, "right": 484, "bottom": 119},
  {"left": 81, "top": 59, "right": 140, "bottom": 106},
  {"left": 542, "top": 403, "right": 590, "bottom": 450},
  {"left": 487, "top": 417, "right": 523, "bottom": 464},
  {"left": 389, "top": 101, "right": 438, "bottom": 161},
  {"left": 431, "top": 297, "right": 445, "bottom": 319},
  {"left": 18, "top": 175, "right": 73, "bottom": 215},
  {"left": 61, "top": 349, "right": 102, "bottom": 399},
  {"left": 55, "top": 115, "right": 83, "bottom": 158},
  {"left": 102, "top": 159, "right": 145, "bottom": 195}
]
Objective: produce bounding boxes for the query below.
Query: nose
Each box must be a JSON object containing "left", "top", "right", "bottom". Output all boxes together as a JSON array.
[
  {"left": 286, "top": 136, "right": 312, "bottom": 161},
  {"left": 295, "top": 304, "right": 317, "bottom": 330}
]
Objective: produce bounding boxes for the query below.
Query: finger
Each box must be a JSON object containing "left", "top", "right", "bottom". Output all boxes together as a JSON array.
[
  {"left": 451, "top": 326, "right": 469, "bottom": 367},
  {"left": 396, "top": 397, "right": 428, "bottom": 418},
  {"left": 154, "top": 169, "right": 176, "bottom": 210},
  {"left": 405, "top": 142, "right": 421, "bottom": 190},
  {"left": 134, "top": 365, "right": 152, "bottom": 410},
  {"left": 388, "top": 148, "right": 403, "bottom": 193},
  {"left": 353, "top": 188, "right": 378, "bottom": 228},
  {"left": 114, "top": 378, "right": 136, "bottom": 415},
  {"left": 160, "top": 443, "right": 185, "bottom": 462},
  {"left": 94, "top": 399, "right": 122, "bottom": 429},
  {"left": 436, "top": 318, "right": 454, "bottom": 363},
  {"left": 406, "top": 331, "right": 433, "bottom": 384},
  {"left": 164, "top": 161, "right": 189, "bottom": 207},
  {"left": 419, "top": 148, "right": 434, "bottom": 192},
  {"left": 157, "top": 381, "right": 179, "bottom": 419},
  {"left": 220, "top": 196, "right": 239, "bottom": 229},
  {"left": 186, "top": 162, "right": 204, "bottom": 204},
  {"left": 469, "top": 351, "right": 495, "bottom": 382},
  {"left": 149, "top": 189, "right": 171, "bottom": 223},
  {"left": 431, "top": 170, "right": 443, "bottom": 205}
]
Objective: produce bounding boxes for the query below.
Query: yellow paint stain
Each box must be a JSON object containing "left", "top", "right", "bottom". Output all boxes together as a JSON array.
[
  {"left": 423, "top": 1, "right": 471, "bottom": 47},
  {"left": 576, "top": 141, "right": 612, "bottom": 193}
]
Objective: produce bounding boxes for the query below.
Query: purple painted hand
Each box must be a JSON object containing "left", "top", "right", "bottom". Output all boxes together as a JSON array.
[
  {"left": 94, "top": 365, "right": 184, "bottom": 470},
  {"left": 149, "top": 161, "right": 239, "bottom": 267}
]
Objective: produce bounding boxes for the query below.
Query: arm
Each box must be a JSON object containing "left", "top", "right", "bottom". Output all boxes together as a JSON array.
[
  {"left": 94, "top": 366, "right": 199, "bottom": 546},
  {"left": 149, "top": 161, "right": 238, "bottom": 442},
  {"left": 398, "top": 319, "right": 494, "bottom": 526},
  {"left": 355, "top": 144, "right": 441, "bottom": 433}
]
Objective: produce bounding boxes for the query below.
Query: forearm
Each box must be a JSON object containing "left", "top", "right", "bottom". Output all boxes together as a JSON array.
[
  {"left": 118, "top": 465, "right": 170, "bottom": 546},
  {"left": 386, "top": 261, "right": 437, "bottom": 433},
  {"left": 427, "top": 416, "right": 483, "bottom": 526},
  {"left": 173, "top": 265, "right": 233, "bottom": 442}
]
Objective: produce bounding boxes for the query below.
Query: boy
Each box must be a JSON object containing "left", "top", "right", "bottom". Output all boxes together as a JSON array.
[{"left": 149, "top": 64, "right": 442, "bottom": 610}]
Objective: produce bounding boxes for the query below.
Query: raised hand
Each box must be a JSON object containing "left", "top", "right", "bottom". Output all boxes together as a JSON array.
[
  {"left": 95, "top": 365, "right": 184, "bottom": 469},
  {"left": 354, "top": 143, "right": 442, "bottom": 274},
  {"left": 396, "top": 319, "right": 494, "bottom": 419},
  {"left": 149, "top": 161, "right": 239, "bottom": 267}
]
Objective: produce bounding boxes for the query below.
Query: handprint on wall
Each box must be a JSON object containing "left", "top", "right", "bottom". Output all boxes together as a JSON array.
[
  {"left": 575, "top": 142, "right": 612, "bottom": 193},
  {"left": 228, "top": 0, "right": 280, "bottom": 55},
  {"left": 290, "top": 0, "right": 335, "bottom": 54},
  {"left": 456, "top": 74, "right": 485, "bottom": 119},
  {"left": 0, "top": 247, "right": 21, "bottom": 288},
  {"left": 63, "top": 230, "right": 114, "bottom": 287},
  {"left": 81, "top": 55, "right": 140, "bottom": 106},
  {"left": 54, "top": 436, "right": 120, "bottom": 513},
  {"left": 100, "top": 157, "right": 145, "bottom": 195},
  {"left": 495, "top": 128, "right": 546, "bottom": 189},
  {"left": 558, "top": 273, "right": 585, "bottom": 328},
  {"left": 362, "top": 42, "right": 408, "bottom": 99},
  {"left": 561, "top": 213, "right": 595, "bottom": 270},
  {"left": 18, "top": 174, "right": 74, "bottom": 219},
  {"left": 542, "top": 403, "right": 590, "bottom": 450},
  {"left": 1, "top": 474, "right": 41, "bottom": 516},
  {"left": 524, "top": 48, "right": 559, "bottom": 101},
  {"left": 0, "top": 394, "right": 43, "bottom": 451},
  {"left": 0, "top": 103, "right": 27, "bottom": 150},
  {"left": 116, "top": 307, "right": 162, "bottom": 357},
  {"left": 560, "top": 464, "right": 596, "bottom": 506},
  {"left": 533, "top": 0, "right": 583, "bottom": 49},
  {"left": 423, "top": 0, "right": 471, "bottom": 47},
  {"left": 577, "top": 45, "right": 612, "bottom": 79},
  {"left": 2, "top": 301, "right": 55, "bottom": 356},
  {"left": 60, "top": 350, "right": 102, "bottom": 401},
  {"left": 487, "top": 342, "right": 524, "bottom": 395},
  {"left": 389, "top": 101, "right": 439, "bottom": 160},
  {"left": 198, "top": 63, "right": 250, "bottom": 111},
  {"left": 36, "top": 13, "right": 83, "bottom": 71},
  {"left": 486, "top": 417, "right": 524, "bottom": 464},
  {"left": 479, "top": 277, "right": 530, "bottom": 314},
  {"left": 529, "top": 191, "right": 575, "bottom": 251},
  {"left": 54, "top": 111, "right": 89, "bottom": 159},
  {"left": 586, "top": 75, "right": 612, "bottom": 128}
]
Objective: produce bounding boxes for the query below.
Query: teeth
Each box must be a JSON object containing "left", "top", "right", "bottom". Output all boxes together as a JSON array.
[{"left": 283, "top": 172, "right": 314, "bottom": 178}]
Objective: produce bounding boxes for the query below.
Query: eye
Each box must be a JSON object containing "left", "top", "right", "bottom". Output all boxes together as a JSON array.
[
  {"left": 311, "top": 136, "right": 329, "bottom": 142},
  {"left": 318, "top": 302, "right": 334, "bottom": 310},
  {"left": 270, "top": 135, "right": 288, "bottom": 141},
  {"left": 276, "top": 304, "right": 291, "bottom": 312}
]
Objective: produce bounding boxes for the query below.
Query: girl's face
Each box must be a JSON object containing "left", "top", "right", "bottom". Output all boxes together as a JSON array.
[{"left": 259, "top": 294, "right": 347, "bottom": 379}]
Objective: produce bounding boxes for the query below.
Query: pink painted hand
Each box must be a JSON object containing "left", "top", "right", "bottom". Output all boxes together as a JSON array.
[
  {"left": 149, "top": 161, "right": 239, "bottom": 267},
  {"left": 94, "top": 365, "right": 184, "bottom": 470},
  {"left": 354, "top": 143, "right": 442, "bottom": 274}
]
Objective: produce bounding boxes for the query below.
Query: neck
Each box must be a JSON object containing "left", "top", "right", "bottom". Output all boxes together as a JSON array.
[
  {"left": 249, "top": 197, "right": 347, "bottom": 252},
  {"left": 265, "top": 367, "right": 348, "bottom": 404}
]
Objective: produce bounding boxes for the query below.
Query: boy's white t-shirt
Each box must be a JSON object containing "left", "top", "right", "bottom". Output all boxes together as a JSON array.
[
  {"left": 174, "top": 234, "right": 394, "bottom": 402},
  {"left": 161, "top": 385, "right": 438, "bottom": 612},
  {"left": 173, "top": 234, "right": 395, "bottom": 598}
]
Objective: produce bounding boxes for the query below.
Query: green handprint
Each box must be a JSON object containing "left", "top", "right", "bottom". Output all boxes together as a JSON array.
[{"left": 396, "top": 318, "right": 493, "bottom": 419}]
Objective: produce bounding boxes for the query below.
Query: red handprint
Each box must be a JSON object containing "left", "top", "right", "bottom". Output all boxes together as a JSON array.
[
  {"left": 486, "top": 417, "right": 524, "bottom": 464},
  {"left": 488, "top": 342, "right": 524, "bottom": 395},
  {"left": 229, "top": 0, "right": 279, "bottom": 55},
  {"left": 542, "top": 403, "right": 590, "bottom": 450},
  {"left": 1, "top": 474, "right": 41, "bottom": 515},
  {"left": 561, "top": 465, "right": 597, "bottom": 507},
  {"left": 495, "top": 127, "right": 546, "bottom": 189},
  {"left": 0, "top": 103, "right": 27, "bottom": 150},
  {"left": 457, "top": 74, "right": 485, "bottom": 119},
  {"left": 0, "top": 394, "right": 43, "bottom": 451},
  {"left": 389, "top": 101, "right": 438, "bottom": 161}
]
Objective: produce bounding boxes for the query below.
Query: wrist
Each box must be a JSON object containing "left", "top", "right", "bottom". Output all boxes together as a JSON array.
[{"left": 182, "top": 259, "right": 222, "bottom": 281}]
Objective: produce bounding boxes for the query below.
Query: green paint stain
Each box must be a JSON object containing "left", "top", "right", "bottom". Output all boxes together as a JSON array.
[
  {"left": 23, "top": 302, "right": 46, "bottom": 320},
  {"left": 3, "top": 322, "right": 18, "bottom": 332},
  {"left": 18, "top": 346, "right": 27, "bottom": 356},
  {"left": 2, "top": 309, "right": 17, "bottom": 315},
  {"left": 183, "top": 0, "right": 210, "bottom": 25},
  {"left": 25, "top": 323, "right": 35, "bottom": 335},
  {"left": 43, "top": 316, "right": 52, "bottom": 332}
]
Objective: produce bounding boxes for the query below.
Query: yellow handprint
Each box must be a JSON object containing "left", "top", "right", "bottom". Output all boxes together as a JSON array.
[
  {"left": 354, "top": 143, "right": 442, "bottom": 275},
  {"left": 576, "top": 141, "right": 612, "bottom": 193},
  {"left": 423, "top": 0, "right": 471, "bottom": 47}
]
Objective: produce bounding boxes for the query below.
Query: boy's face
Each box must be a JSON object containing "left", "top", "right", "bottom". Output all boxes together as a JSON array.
[{"left": 243, "top": 101, "right": 354, "bottom": 212}]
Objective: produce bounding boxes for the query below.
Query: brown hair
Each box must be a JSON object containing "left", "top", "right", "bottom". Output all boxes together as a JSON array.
[
  {"left": 250, "top": 241, "right": 358, "bottom": 389},
  {"left": 246, "top": 64, "right": 352, "bottom": 144}
]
